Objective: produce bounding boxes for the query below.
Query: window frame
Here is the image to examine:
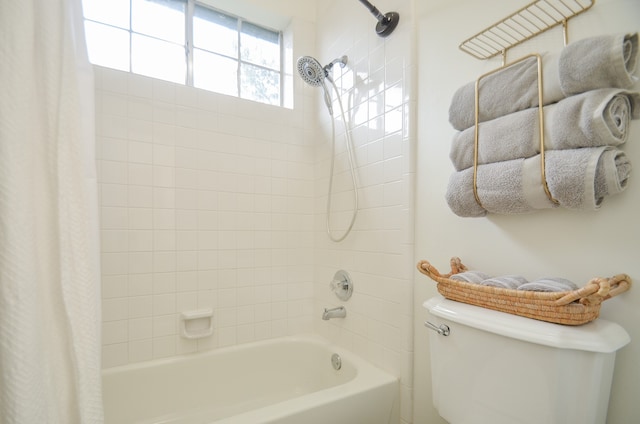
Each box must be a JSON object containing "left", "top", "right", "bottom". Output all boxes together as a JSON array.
[{"left": 83, "top": 0, "right": 284, "bottom": 106}]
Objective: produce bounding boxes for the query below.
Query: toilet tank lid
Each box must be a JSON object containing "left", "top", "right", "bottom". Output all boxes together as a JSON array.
[{"left": 423, "top": 296, "right": 630, "bottom": 353}]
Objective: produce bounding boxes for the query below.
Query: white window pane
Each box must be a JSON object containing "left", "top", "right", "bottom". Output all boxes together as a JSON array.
[
  {"left": 82, "top": 0, "right": 283, "bottom": 106},
  {"left": 193, "top": 49, "right": 237, "bottom": 96},
  {"left": 241, "top": 64, "right": 279, "bottom": 106},
  {"left": 132, "top": 0, "right": 185, "bottom": 44},
  {"left": 84, "top": 21, "right": 130, "bottom": 71},
  {"left": 240, "top": 22, "right": 279, "bottom": 70},
  {"left": 82, "top": 0, "right": 130, "bottom": 29},
  {"left": 132, "top": 34, "right": 185, "bottom": 84},
  {"left": 194, "top": 6, "right": 237, "bottom": 58}
]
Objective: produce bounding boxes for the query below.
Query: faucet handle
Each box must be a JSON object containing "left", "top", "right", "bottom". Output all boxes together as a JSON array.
[
  {"left": 330, "top": 270, "right": 353, "bottom": 301},
  {"left": 329, "top": 278, "right": 345, "bottom": 291}
]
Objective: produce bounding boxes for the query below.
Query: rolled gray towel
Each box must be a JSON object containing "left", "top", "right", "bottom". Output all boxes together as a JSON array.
[
  {"left": 450, "top": 89, "right": 640, "bottom": 171},
  {"left": 449, "top": 33, "right": 639, "bottom": 131},
  {"left": 561, "top": 33, "right": 639, "bottom": 95},
  {"left": 446, "top": 147, "right": 631, "bottom": 217},
  {"left": 480, "top": 275, "right": 528, "bottom": 289},
  {"left": 450, "top": 271, "right": 491, "bottom": 284},
  {"left": 517, "top": 277, "right": 578, "bottom": 292}
]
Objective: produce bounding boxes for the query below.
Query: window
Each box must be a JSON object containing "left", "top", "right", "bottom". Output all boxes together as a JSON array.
[{"left": 82, "top": 0, "right": 283, "bottom": 106}]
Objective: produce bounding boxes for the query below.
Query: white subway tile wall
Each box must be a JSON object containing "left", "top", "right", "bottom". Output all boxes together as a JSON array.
[
  {"left": 96, "top": 66, "right": 316, "bottom": 367},
  {"left": 312, "top": 1, "right": 415, "bottom": 423},
  {"left": 96, "top": 2, "right": 416, "bottom": 422}
]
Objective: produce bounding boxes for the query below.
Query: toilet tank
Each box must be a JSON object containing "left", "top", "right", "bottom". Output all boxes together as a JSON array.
[{"left": 423, "top": 296, "right": 630, "bottom": 424}]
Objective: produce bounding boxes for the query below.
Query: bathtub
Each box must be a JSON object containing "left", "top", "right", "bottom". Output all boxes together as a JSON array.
[{"left": 102, "top": 335, "right": 399, "bottom": 424}]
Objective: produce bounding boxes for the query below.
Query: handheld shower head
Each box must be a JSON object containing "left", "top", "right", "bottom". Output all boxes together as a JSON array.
[
  {"left": 296, "top": 55, "right": 358, "bottom": 242},
  {"left": 297, "top": 55, "right": 348, "bottom": 86},
  {"left": 297, "top": 55, "right": 349, "bottom": 115},
  {"left": 297, "top": 56, "right": 326, "bottom": 87}
]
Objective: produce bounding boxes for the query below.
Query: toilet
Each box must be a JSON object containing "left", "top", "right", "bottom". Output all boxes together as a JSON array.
[{"left": 423, "top": 296, "right": 630, "bottom": 424}]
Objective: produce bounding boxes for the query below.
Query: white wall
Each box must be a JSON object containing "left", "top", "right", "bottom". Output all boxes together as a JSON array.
[
  {"left": 312, "top": 1, "right": 416, "bottom": 423},
  {"left": 414, "top": 0, "right": 640, "bottom": 423}
]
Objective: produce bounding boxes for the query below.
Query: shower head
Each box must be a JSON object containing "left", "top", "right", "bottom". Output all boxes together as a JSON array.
[
  {"left": 358, "top": 0, "right": 400, "bottom": 37},
  {"left": 297, "top": 56, "right": 326, "bottom": 87},
  {"left": 296, "top": 55, "right": 348, "bottom": 86},
  {"left": 297, "top": 55, "right": 348, "bottom": 115}
]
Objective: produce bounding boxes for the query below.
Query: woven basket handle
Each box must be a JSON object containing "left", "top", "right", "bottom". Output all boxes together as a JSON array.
[
  {"left": 554, "top": 274, "right": 632, "bottom": 306},
  {"left": 417, "top": 257, "right": 468, "bottom": 282}
]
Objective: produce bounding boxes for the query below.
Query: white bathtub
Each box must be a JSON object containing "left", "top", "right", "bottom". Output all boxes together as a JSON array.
[{"left": 102, "top": 335, "right": 399, "bottom": 424}]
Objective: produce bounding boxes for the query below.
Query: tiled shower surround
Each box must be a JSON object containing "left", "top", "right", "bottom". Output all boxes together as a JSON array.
[
  {"left": 97, "top": 67, "right": 318, "bottom": 363},
  {"left": 97, "top": 0, "right": 416, "bottom": 422}
]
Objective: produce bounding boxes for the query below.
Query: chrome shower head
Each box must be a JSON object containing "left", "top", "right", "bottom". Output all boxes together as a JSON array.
[
  {"left": 297, "top": 56, "right": 326, "bottom": 87},
  {"left": 297, "top": 55, "right": 348, "bottom": 116},
  {"left": 297, "top": 55, "right": 348, "bottom": 86}
]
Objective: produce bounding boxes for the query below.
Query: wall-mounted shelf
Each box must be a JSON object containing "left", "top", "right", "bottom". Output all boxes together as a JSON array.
[{"left": 459, "top": 0, "right": 595, "bottom": 61}]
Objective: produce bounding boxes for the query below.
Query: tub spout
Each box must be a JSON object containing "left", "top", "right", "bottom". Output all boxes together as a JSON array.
[{"left": 322, "top": 306, "right": 346, "bottom": 320}]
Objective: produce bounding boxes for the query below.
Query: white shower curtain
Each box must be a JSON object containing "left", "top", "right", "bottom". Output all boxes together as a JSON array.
[{"left": 0, "top": 0, "right": 103, "bottom": 423}]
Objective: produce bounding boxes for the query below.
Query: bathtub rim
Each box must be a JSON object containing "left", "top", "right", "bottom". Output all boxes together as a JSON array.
[{"left": 101, "top": 333, "right": 392, "bottom": 378}]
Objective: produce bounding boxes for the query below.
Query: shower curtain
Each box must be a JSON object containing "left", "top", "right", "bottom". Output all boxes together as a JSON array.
[{"left": 0, "top": 0, "right": 103, "bottom": 423}]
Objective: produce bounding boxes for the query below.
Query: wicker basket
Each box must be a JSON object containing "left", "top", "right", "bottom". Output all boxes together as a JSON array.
[{"left": 417, "top": 257, "right": 632, "bottom": 325}]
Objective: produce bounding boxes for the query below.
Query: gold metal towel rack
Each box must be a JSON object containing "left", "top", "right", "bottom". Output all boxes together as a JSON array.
[
  {"left": 460, "top": 0, "right": 595, "bottom": 64},
  {"left": 462, "top": 0, "right": 596, "bottom": 210},
  {"left": 472, "top": 53, "right": 559, "bottom": 209}
]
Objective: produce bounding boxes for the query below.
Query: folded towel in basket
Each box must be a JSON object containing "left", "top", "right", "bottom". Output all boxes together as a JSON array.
[
  {"left": 517, "top": 277, "right": 578, "bottom": 292},
  {"left": 450, "top": 89, "right": 640, "bottom": 171},
  {"left": 450, "top": 271, "right": 491, "bottom": 284},
  {"left": 449, "top": 33, "right": 639, "bottom": 131},
  {"left": 446, "top": 147, "right": 632, "bottom": 217},
  {"left": 480, "top": 275, "right": 529, "bottom": 289}
]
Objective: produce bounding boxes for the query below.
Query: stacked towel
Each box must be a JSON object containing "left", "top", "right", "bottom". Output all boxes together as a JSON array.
[
  {"left": 450, "top": 271, "right": 491, "bottom": 284},
  {"left": 449, "top": 33, "right": 639, "bottom": 131},
  {"left": 450, "top": 272, "right": 577, "bottom": 292},
  {"left": 446, "top": 147, "right": 632, "bottom": 217},
  {"left": 449, "top": 89, "right": 640, "bottom": 171},
  {"left": 445, "top": 32, "right": 639, "bottom": 217},
  {"left": 480, "top": 275, "right": 529, "bottom": 289},
  {"left": 518, "top": 277, "right": 578, "bottom": 292}
]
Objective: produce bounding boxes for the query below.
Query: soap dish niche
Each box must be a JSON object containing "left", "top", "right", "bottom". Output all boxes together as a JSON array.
[{"left": 180, "top": 309, "right": 213, "bottom": 339}]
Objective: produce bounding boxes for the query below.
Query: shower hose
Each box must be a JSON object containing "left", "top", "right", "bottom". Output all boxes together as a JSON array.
[{"left": 323, "top": 77, "right": 358, "bottom": 243}]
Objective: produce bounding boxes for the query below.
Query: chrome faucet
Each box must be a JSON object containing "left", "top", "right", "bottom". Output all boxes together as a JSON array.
[{"left": 322, "top": 306, "right": 346, "bottom": 320}]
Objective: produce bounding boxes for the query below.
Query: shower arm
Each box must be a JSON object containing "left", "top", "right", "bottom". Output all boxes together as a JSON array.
[
  {"left": 357, "top": 0, "right": 400, "bottom": 37},
  {"left": 358, "top": 0, "right": 386, "bottom": 23}
]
